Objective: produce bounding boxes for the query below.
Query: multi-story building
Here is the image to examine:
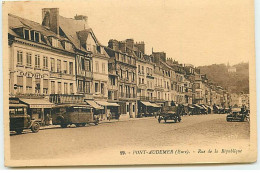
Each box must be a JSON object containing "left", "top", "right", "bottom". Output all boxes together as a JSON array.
[
  {"left": 8, "top": 13, "right": 76, "bottom": 123},
  {"left": 105, "top": 39, "right": 137, "bottom": 118},
  {"left": 42, "top": 8, "right": 93, "bottom": 102}
]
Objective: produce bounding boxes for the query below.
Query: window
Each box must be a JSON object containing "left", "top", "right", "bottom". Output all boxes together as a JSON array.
[
  {"left": 95, "top": 61, "right": 99, "bottom": 72},
  {"left": 139, "top": 78, "right": 141, "bottom": 84},
  {"left": 57, "top": 59, "right": 61, "bottom": 73},
  {"left": 24, "top": 29, "right": 30, "bottom": 40},
  {"left": 120, "top": 69, "right": 123, "bottom": 78},
  {"left": 43, "top": 56, "right": 48, "bottom": 69},
  {"left": 51, "top": 58, "right": 55, "bottom": 72},
  {"left": 102, "top": 63, "right": 106, "bottom": 73},
  {"left": 142, "top": 78, "right": 144, "bottom": 84},
  {"left": 52, "top": 37, "right": 59, "bottom": 47},
  {"left": 126, "top": 70, "right": 129, "bottom": 79},
  {"left": 26, "top": 52, "right": 31, "bottom": 66},
  {"left": 35, "top": 32, "right": 40, "bottom": 42},
  {"left": 58, "top": 82, "right": 61, "bottom": 94},
  {"left": 64, "top": 83, "right": 68, "bottom": 94},
  {"left": 95, "top": 83, "right": 99, "bottom": 92},
  {"left": 85, "top": 82, "right": 90, "bottom": 94},
  {"left": 43, "top": 79, "right": 48, "bottom": 94},
  {"left": 85, "top": 60, "right": 90, "bottom": 71},
  {"left": 17, "top": 51, "right": 23, "bottom": 65},
  {"left": 70, "top": 83, "right": 74, "bottom": 94},
  {"left": 101, "top": 83, "right": 104, "bottom": 94},
  {"left": 35, "top": 78, "right": 40, "bottom": 94},
  {"left": 132, "top": 72, "right": 135, "bottom": 81},
  {"left": 69, "top": 62, "right": 73, "bottom": 74},
  {"left": 51, "top": 81, "right": 55, "bottom": 94},
  {"left": 26, "top": 77, "right": 32, "bottom": 93},
  {"left": 17, "top": 76, "right": 23, "bottom": 93},
  {"left": 63, "top": 61, "right": 68, "bottom": 74},
  {"left": 142, "top": 66, "right": 144, "bottom": 74},
  {"left": 78, "top": 80, "right": 83, "bottom": 93},
  {"left": 35, "top": 54, "right": 40, "bottom": 68}
]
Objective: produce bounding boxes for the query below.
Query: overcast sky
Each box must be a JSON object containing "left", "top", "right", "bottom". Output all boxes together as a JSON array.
[{"left": 4, "top": 0, "right": 254, "bottom": 66}]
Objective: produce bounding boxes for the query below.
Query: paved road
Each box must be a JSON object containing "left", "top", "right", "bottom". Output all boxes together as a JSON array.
[{"left": 10, "top": 114, "right": 250, "bottom": 160}]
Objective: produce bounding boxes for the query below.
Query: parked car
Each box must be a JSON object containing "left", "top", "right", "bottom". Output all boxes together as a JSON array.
[
  {"left": 226, "top": 108, "right": 246, "bottom": 122},
  {"left": 9, "top": 104, "right": 40, "bottom": 134},
  {"left": 52, "top": 104, "right": 99, "bottom": 128}
]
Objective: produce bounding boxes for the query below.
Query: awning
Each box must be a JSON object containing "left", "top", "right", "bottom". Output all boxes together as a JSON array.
[
  {"left": 201, "top": 105, "right": 207, "bottom": 109},
  {"left": 194, "top": 104, "right": 203, "bottom": 109},
  {"left": 150, "top": 103, "right": 161, "bottom": 108},
  {"left": 95, "top": 101, "right": 120, "bottom": 107},
  {"left": 20, "top": 98, "right": 54, "bottom": 108},
  {"left": 85, "top": 100, "right": 104, "bottom": 109},
  {"left": 141, "top": 101, "right": 154, "bottom": 107},
  {"left": 9, "top": 103, "right": 27, "bottom": 108},
  {"left": 189, "top": 106, "right": 195, "bottom": 109}
]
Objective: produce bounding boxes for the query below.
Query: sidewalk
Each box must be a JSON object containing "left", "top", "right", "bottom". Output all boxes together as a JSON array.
[{"left": 40, "top": 116, "right": 156, "bottom": 130}]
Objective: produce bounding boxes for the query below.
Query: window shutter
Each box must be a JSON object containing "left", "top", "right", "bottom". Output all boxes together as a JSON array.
[
  {"left": 26, "top": 77, "right": 32, "bottom": 87},
  {"left": 43, "top": 79, "right": 48, "bottom": 88},
  {"left": 17, "top": 76, "right": 23, "bottom": 86}
]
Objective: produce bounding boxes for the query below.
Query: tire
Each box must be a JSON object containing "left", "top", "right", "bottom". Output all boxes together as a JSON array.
[
  {"left": 31, "top": 122, "right": 40, "bottom": 133},
  {"left": 61, "top": 124, "right": 67, "bottom": 128},
  {"left": 15, "top": 129, "right": 23, "bottom": 134}
]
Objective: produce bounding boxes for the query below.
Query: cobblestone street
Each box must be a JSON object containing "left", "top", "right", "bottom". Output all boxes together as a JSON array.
[{"left": 9, "top": 114, "right": 250, "bottom": 160}]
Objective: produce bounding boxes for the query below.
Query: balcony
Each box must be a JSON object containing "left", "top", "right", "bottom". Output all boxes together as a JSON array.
[{"left": 49, "top": 94, "right": 86, "bottom": 104}]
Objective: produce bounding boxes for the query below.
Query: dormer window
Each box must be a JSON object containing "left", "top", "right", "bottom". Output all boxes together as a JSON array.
[
  {"left": 24, "top": 29, "right": 30, "bottom": 40},
  {"left": 65, "top": 42, "right": 72, "bottom": 51},
  {"left": 52, "top": 37, "right": 59, "bottom": 47}
]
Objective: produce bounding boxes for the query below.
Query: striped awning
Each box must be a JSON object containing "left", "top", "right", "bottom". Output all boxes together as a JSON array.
[{"left": 85, "top": 100, "right": 104, "bottom": 109}]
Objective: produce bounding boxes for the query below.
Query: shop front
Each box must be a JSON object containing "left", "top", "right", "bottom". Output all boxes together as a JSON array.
[{"left": 19, "top": 98, "right": 54, "bottom": 125}]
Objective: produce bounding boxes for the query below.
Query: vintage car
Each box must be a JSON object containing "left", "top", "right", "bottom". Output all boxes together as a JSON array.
[
  {"left": 9, "top": 104, "right": 40, "bottom": 134},
  {"left": 52, "top": 104, "right": 99, "bottom": 128},
  {"left": 158, "top": 106, "right": 181, "bottom": 123},
  {"left": 226, "top": 108, "right": 247, "bottom": 122}
]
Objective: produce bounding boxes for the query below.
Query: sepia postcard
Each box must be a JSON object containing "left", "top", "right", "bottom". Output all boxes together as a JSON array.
[{"left": 2, "top": 0, "right": 257, "bottom": 167}]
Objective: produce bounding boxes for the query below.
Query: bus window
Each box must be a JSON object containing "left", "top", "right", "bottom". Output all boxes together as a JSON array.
[
  {"left": 9, "top": 108, "right": 15, "bottom": 115},
  {"left": 16, "top": 108, "right": 24, "bottom": 114}
]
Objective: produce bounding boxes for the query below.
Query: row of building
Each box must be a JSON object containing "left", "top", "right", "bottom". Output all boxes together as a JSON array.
[{"left": 8, "top": 8, "right": 240, "bottom": 120}]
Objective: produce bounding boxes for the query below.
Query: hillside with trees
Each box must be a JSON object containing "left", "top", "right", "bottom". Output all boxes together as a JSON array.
[{"left": 197, "top": 62, "right": 249, "bottom": 94}]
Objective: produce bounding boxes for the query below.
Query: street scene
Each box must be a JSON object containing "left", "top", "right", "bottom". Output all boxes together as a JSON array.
[
  {"left": 10, "top": 114, "right": 250, "bottom": 160},
  {"left": 5, "top": 1, "right": 252, "bottom": 165}
]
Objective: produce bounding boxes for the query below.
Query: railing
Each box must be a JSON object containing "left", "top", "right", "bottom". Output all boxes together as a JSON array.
[{"left": 49, "top": 94, "right": 86, "bottom": 104}]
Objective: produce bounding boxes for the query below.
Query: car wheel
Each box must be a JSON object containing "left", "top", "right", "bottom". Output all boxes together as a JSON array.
[
  {"left": 15, "top": 129, "right": 23, "bottom": 134},
  {"left": 31, "top": 122, "right": 40, "bottom": 133}
]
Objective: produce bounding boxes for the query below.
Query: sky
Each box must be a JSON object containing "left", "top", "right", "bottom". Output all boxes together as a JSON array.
[{"left": 4, "top": 0, "right": 254, "bottom": 67}]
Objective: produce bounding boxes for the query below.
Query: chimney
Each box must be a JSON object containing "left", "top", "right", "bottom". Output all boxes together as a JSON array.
[
  {"left": 42, "top": 8, "right": 60, "bottom": 35},
  {"left": 126, "top": 39, "right": 134, "bottom": 49},
  {"left": 108, "top": 39, "right": 119, "bottom": 51},
  {"left": 74, "top": 14, "right": 88, "bottom": 29},
  {"left": 135, "top": 41, "right": 145, "bottom": 54}
]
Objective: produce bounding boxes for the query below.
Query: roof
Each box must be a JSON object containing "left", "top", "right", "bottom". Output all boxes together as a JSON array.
[
  {"left": 9, "top": 14, "right": 68, "bottom": 40},
  {"left": 59, "top": 15, "right": 102, "bottom": 52}
]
